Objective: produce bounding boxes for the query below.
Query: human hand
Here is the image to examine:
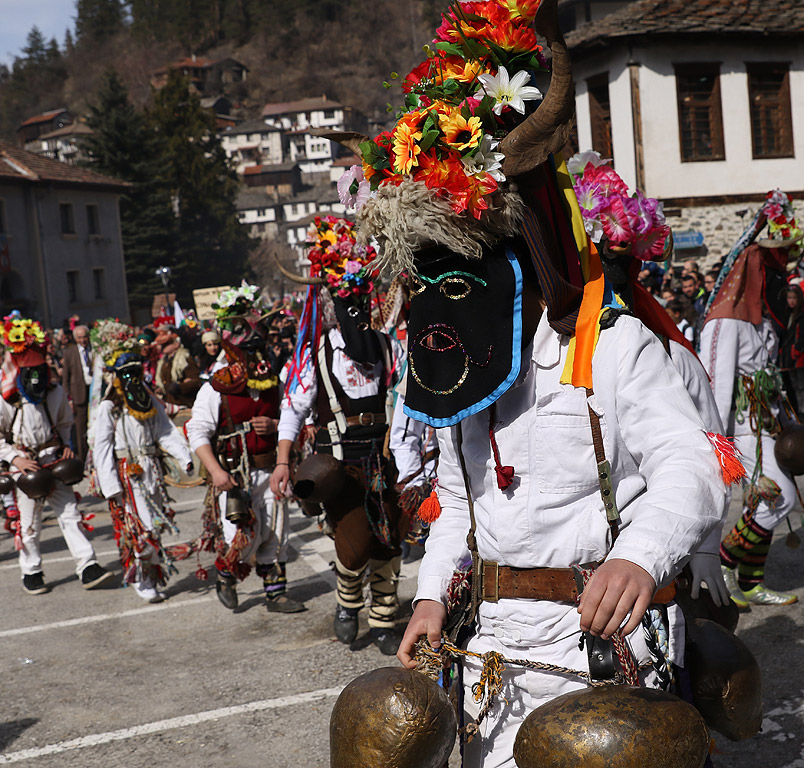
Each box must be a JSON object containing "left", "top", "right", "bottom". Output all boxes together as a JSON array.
[
  {"left": 211, "top": 468, "right": 237, "bottom": 493},
  {"left": 61, "top": 446, "right": 75, "bottom": 460},
  {"left": 12, "top": 456, "right": 40, "bottom": 473},
  {"left": 270, "top": 464, "right": 291, "bottom": 497},
  {"left": 689, "top": 552, "right": 729, "bottom": 607},
  {"left": 397, "top": 599, "right": 446, "bottom": 669},
  {"left": 577, "top": 558, "right": 656, "bottom": 640},
  {"left": 251, "top": 416, "right": 277, "bottom": 435}
]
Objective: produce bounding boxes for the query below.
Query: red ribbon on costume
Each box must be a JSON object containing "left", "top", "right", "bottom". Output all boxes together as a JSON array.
[{"left": 489, "top": 405, "right": 515, "bottom": 490}]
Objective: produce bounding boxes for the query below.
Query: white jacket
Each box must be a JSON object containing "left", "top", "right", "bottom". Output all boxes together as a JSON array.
[
  {"left": 93, "top": 397, "right": 191, "bottom": 499},
  {"left": 415, "top": 312, "right": 727, "bottom": 649},
  {"left": 0, "top": 385, "right": 72, "bottom": 466},
  {"left": 389, "top": 393, "right": 438, "bottom": 489}
]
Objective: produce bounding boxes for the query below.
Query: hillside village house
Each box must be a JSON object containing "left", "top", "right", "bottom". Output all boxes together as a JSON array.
[
  {"left": 0, "top": 142, "right": 129, "bottom": 326},
  {"left": 566, "top": 0, "right": 804, "bottom": 264}
]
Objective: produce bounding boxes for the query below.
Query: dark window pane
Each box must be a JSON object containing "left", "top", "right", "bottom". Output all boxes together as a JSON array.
[
  {"left": 675, "top": 64, "right": 725, "bottom": 162},
  {"left": 748, "top": 64, "right": 793, "bottom": 159}
]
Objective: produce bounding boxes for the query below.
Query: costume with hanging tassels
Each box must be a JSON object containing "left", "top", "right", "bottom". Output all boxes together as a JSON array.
[
  {"left": 274, "top": 216, "right": 408, "bottom": 655},
  {"left": 91, "top": 320, "right": 191, "bottom": 603},
  {"left": 699, "top": 190, "right": 804, "bottom": 608},
  {"left": 317, "top": 2, "right": 736, "bottom": 765}
]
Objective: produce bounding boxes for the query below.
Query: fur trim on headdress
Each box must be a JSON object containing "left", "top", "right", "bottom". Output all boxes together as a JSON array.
[{"left": 357, "top": 179, "right": 525, "bottom": 275}]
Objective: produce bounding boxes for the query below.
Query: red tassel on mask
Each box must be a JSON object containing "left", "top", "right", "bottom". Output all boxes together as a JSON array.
[
  {"left": 706, "top": 432, "right": 747, "bottom": 486},
  {"left": 418, "top": 489, "right": 442, "bottom": 523},
  {"left": 489, "top": 405, "right": 515, "bottom": 490}
]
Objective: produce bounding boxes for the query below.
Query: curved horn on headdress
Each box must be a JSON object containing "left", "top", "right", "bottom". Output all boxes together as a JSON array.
[
  {"left": 309, "top": 129, "right": 370, "bottom": 156},
  {"left": 272, "top": 249, "right": 327, "bottom": 285},
  {"left": 499, "top": 0, "right": 575, "bottom": 177}
]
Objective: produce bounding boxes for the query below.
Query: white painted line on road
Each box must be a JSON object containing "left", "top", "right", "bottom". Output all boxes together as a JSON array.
[
  {"left": 0, "top": 687, "right": 343, "bottom": 764},
  {"left": 0, "top": 595, "right": 211, "bottom": 638}
]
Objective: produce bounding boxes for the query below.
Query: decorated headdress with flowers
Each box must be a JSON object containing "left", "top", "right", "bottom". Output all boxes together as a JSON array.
[
  {"left": 0, "top": 316, "right": 47, "bottom": 362},
  {"left": 90, "top": 319, "right": 140, "bottom": 370},
  {"left": 320, "top": 0, "right": 575, "bottom": 274},
  {"left": 757, "top": 189, "right": 802, "bottom": 254}
]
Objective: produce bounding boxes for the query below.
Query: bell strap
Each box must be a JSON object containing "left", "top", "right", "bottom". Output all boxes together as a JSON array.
[{"left": 585, "top": 387, "right": 620, "bottom": 543}]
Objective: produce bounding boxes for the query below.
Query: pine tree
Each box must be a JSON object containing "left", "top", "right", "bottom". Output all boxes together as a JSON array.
[
  {"left": 148, "top": 70, "right": 252, "bottom": 300},
  {"left": 82, "top": 70, "right": 177, "bottom": 311},
  {"left": 74, "top": 0, "right": 125, "bottom": 45}
]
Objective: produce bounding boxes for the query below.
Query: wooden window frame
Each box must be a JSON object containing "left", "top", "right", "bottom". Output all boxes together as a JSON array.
[
  {"left": 587, "top": 73, "right": 613, "bottom": 163},
  {"left": 746, "top": 62, "right": 794, "bottom": 159},
  {"left": 674, "top": 63, "right": 726, "bottom": 163}
]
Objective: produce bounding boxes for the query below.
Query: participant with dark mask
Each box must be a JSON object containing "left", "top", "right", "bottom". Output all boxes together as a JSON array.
[
  {"left": 187, "top": 282, "right": 306, "bottom": 614},
  {"left": 0, "top": 316, "right": 112, "bottom": 595},
  {"left": 699, "top": 192, "right": 804, "bottom": 607},
  {"left": 316, "top": 1, "right": 734, "bottom": 763},
  {"left": 91, "top": 320, "right": 193, "bottom": 603},
  {"left": 271, "top": 216, "right": 408, "bottom": 656}
]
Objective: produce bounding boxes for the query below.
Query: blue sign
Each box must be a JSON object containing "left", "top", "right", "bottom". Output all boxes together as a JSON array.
[{"left": 674, "top": 230, "right": 705, "bottom": 250}]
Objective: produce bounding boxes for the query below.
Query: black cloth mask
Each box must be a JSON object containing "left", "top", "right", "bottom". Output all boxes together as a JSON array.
[
  {"left": 118, "top": 365, "right": 153, "bottom": 415},
  {"left": 333, "top": 296, "right": 384, "bottom": 366},
  {"left": 18, "top": 364, "right": 49, "bottom": 404},
  {"left": 403, "top": 242, "right": 524, "bottom": 427}
]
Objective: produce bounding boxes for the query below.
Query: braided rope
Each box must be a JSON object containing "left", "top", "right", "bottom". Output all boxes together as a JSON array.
[{"left": 640, "top": 610, "right": 672, "bottom": 691}]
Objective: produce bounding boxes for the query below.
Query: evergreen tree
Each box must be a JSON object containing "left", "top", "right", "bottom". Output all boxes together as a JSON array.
[
  {"left": 74, "top": 0, "right": 125, "bottom": 45},
  {"left": 82, "top": 70, "right": 177, "bottom": 310},
  {"left": 148, "top": 70, "right": 251, "bottom": 300}
]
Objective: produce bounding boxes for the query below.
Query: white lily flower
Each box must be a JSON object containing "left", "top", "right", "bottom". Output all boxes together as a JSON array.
[
  {"left": 476, "top": 66, "right": 542, "bottom": 115},
  {"left": 566, "top": 150, "right": 609, "bottom": 178},
  {"left": 461, "top": 134, "right": 506, "bottom": 182}
]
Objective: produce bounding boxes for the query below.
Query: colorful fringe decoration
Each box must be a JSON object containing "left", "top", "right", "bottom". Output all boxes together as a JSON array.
[
  {"left": 705, "top": 432, "right": 747, "bottom": 486},
  {"left": 417, "top": 488, "right": 442, "bottom": 523}
]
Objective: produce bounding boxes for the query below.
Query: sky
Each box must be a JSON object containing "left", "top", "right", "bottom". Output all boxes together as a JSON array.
[{"left": 0, "top": 0, "right": 74, "bottom": 67}]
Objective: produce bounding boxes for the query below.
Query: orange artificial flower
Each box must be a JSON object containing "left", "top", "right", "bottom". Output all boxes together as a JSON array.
[{"left": 439, "top": 110, "right": 483, "bottom": 153}]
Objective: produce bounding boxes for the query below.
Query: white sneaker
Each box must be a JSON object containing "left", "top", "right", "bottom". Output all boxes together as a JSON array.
[{"left": 133, "top": 581, "right": 159, "bottom": 602}]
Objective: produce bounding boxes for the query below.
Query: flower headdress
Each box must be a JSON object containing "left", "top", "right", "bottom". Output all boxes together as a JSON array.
[
  {"left": 90, "top": 319, "right": 139, "bottom": 369},
  {"left": 213, "top": 280, "right": 268, "bottom": 324},
  {"left": 567, "top": 151, "right": 671, "bottom": 260},
  {"left": 322, "top": 0, "right": 575, "bottom": 273},
  {"left": 757, "top": 189, "right": 802, "bottom": 255},
  {"left": 0, "top": 317, "right": 47, "bottom": 356},
  {"left": 305, "top": 216, "right": 378, "bottom": 299}
]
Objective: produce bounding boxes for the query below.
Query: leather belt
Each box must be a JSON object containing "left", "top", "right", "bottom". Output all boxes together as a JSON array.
[
  {"left": 343, "top": 412, "right": 386, "bottom": 427},
  {"left": 251, "top": 452, "right": 276, "bottom": 470},
  {"left": 480, "top": 560, "right": 676, "bottom": 605}
]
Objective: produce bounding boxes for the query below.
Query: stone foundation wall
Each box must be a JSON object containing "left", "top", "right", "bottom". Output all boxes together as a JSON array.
[{"left": 664, "top": 201, "right": 763, "bottom": 269}]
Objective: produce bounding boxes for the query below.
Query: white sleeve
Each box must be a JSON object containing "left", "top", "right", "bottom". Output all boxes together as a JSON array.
[
  {"left": 0, "top": 400, "right": 22, "bottom": 464},
  {"left": 699, "top": 318, "right": 739, "bottom": 431},
  {"left": 187, "top": 383, "right": 221, "bottom": 452},
  {"left": 668, "top": 341, "right": 724, "bottom": 433},
  {"left": 414, "top": 425, "right": 471, "bottom": 606},
  {"left": 389, "top": 395, "right": 426, "bottom": 488},
  {"left": 152, "top": 397, "right": 192, "bottom": 466},
  {"left": 600, "top": 318, "right": 728, "bottom": 588},
  {"left": 277, "top": 354, "right": 317, "bottom": 443},
  {"left": 93, "top": 401, "right": 123, "bottom": 498}
]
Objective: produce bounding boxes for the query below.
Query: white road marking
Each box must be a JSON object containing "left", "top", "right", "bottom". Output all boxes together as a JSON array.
[
  {"left": 0, "top": 687, "right": 343, "bottom": 764},
  {"left": 0, "top": 596, "right": 212, "bottom": 638}
]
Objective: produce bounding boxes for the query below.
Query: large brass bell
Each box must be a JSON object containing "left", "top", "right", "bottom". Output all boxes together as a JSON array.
[
  {"left": 224, "top": 487, "right": 251, "bottom": 525},
  {"left": 330, "top": 667, "right": 457, "bottom": 768},
  {"left": 16, "top": 468, "right": 56, "bottom": 500},
  {"left": 293, "top": 453, "right": 346, "bottom": 505},
  {"left": 51, "top": 458, "right": 85, "bottom": 486},
  {"left": 686, "top": 618, "right": 762, "bottom": 741},
  {"left": 514, "top": 685, "right": 710, "bottom": 768},
  {"left": 774, "top": 424, "right": 804, "bottom": 475}
]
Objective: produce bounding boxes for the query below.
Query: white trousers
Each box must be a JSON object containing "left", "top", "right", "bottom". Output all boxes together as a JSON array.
[
  {"left": 18, "top": 482, "right": 96, "bottom": 577},
  {"left": 460, "top": 631, "right": 660, "bottom": 768},
  {"left": 219, "top": 468, "right": 288, "bottom": 565},
  {"left": 734, "top": 432, "right": 797, "bottom": 530}
]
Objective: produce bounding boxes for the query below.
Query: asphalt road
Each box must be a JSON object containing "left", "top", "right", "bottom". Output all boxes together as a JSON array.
[{"left": 1, "top": 482, "right": 803, "bottom": 767}]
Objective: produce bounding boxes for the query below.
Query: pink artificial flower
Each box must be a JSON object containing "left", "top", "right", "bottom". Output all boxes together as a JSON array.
[
  {"left": 632, "top": 225, "right": 671, "bottom": 260},
  {"left": 574, "top": 179, "right": 605, "bottom": 218},
  {"left": 337, "top": 165, "right": 372, "bottom": 210},
  {"left": 599, "top": 196, "right": 633, "bottom": 244},
  {"left": 583, "top": 164, "right": 629, "bottom": 197},
  {"left": 345, "top": 260, "right": 362, "bottom": 274}
]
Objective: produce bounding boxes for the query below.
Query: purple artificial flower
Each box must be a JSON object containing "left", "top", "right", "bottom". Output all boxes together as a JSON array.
[{"left": 337, "top": 165, "right": 372, "bottom": 210}]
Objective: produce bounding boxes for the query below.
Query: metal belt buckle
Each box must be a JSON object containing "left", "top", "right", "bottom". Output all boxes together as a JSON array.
[
  {"left": 357, "top": 412, "right": 375, "bottom": 426},
  {"left": 483, "top": 560, "right": 499, "bottom": 603}
]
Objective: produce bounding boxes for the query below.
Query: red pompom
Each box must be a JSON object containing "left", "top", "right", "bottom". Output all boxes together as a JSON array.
[{"left": 417, "top": 489, "right": 442, "bottom": 523}]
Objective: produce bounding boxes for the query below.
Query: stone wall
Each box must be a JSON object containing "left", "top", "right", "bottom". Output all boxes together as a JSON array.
[{"left": 665, "top": 201, "right": 763, "bottom": 269}]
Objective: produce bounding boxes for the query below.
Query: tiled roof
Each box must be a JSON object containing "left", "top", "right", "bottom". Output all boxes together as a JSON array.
[
  {"left": 242, "top": 162, "right": 298, "bottom": 175},
  {"left": 38, "top": 123, "right": 93, "bottom": 141},
  {"left": 262, "top": 97, "right": 342, "bottom": 117},
  {"left": 19, "top": 108, "right": 70, "bottom": 128},
  {"left": 567, "top": 0, "right": 804, "bottom": 51},
  {"left": 222, "top": 117, "right": 282, "bottom": 136},
  {"left": 0, "top": 141, "right": 127, "bottom": 188}
]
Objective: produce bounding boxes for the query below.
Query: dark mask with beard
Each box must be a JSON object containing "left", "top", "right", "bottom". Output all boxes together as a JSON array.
[
  {"left": 403, "top": 241, "right": 524, "bottom": 427},
  {"left": 333, "top": 295, "right": 384, "bottom": 366},
  {"left": 18, "top": 364, "right": 49, "bottom": 404},
  {"left": 113, "top": 355, "right": 155, "bottom": 419}
]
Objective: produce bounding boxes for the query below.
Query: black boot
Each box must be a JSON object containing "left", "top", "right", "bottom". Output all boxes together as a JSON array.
[
  {"left": 266, "top": 594, "right": 307, "bottom": 613},
  {"left": 370, "top": 627, "right": 399, "bottom": 656},
  {"left": 215, "top": 572, "right": 238, "bottom": 610},
  {"left": 333, "top": 605, "right": 359, "bottom": 644}
]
